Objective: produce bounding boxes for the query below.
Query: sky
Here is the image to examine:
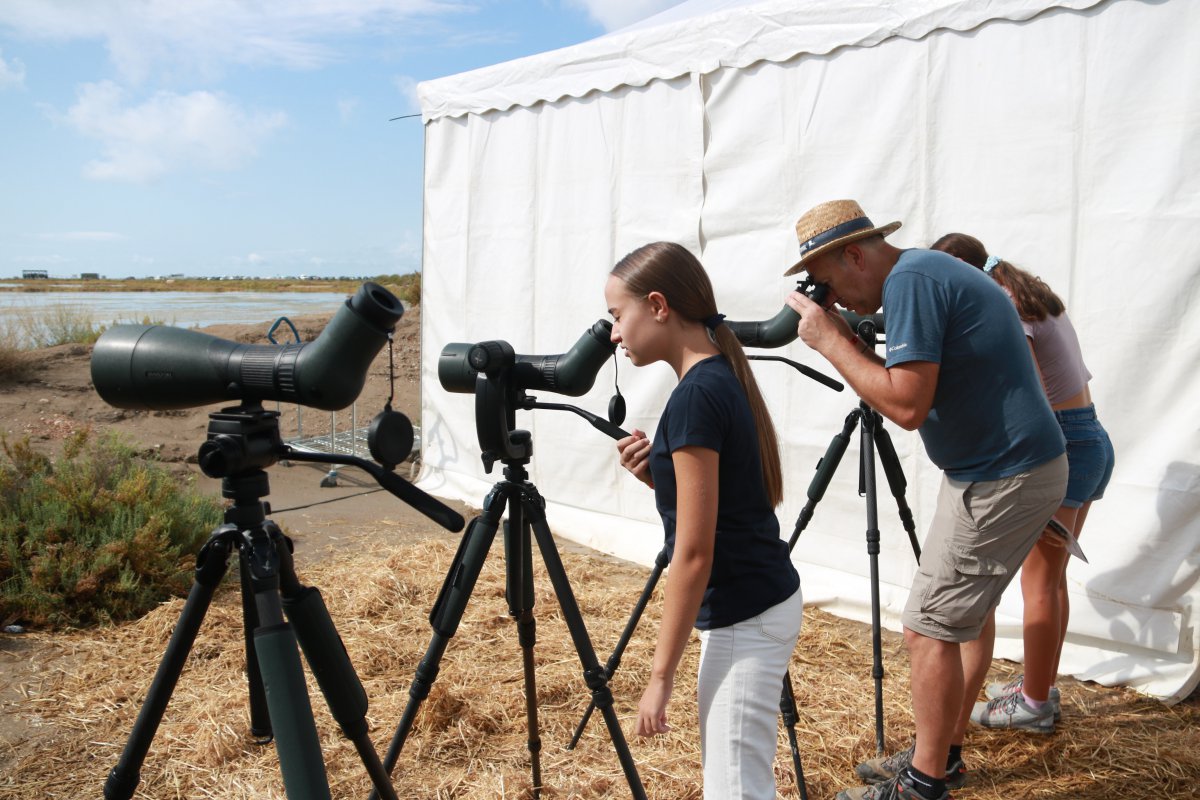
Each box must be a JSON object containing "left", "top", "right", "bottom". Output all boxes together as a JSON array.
[{"left": 0, "top": 0, "right": 684, "bottom": 280}]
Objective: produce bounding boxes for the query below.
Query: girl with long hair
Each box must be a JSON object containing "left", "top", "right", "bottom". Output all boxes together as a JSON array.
[
  {"left": 605, "top": 241, "right": 801, "bottom": 798},
  {"left": 931, "top": 232, "right": 1115, "bottom": 732}
]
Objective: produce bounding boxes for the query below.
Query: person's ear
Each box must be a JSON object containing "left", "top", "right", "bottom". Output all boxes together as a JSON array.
[
  {"left": 841, "top": 243, "right": 865, "bottom": 270},
  {"left": 646, "top": 290, "right": 669, "bottom": 321}
]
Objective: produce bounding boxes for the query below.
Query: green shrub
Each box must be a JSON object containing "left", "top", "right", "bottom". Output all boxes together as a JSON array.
[
  {"left": 4, "top": 303, "right": 102, "bottom": 348},
  {"left": 0, "top": 316, "right": 36, "bottom": 384},
  {"left": 0, "top": 430, "right": 223, "bottom": 629},
  {"left": 38, "top": 303, "right": 103, "bottom": 346},
  {"left": 378, "top": 272, "right": 421, "bottom": 307},
  {"left": 0, "top": 342, "right": 36, "bottom": 384}
]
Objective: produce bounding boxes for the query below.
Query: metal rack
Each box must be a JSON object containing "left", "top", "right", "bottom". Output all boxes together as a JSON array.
[{"left": 267, "top": 316, "right": 419, "bottom": 485}]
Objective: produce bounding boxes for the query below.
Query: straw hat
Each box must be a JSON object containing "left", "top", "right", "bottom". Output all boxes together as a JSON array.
[{"left": 784, "top": 199, "right": 902, "bottom": 276}]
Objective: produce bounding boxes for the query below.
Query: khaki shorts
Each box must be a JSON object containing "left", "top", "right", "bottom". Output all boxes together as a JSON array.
[{"left": 902, "top": 454, "right": 1068, "bottom": 643}]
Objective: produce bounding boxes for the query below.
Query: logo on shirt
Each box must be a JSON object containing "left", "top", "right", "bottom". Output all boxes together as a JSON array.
[{"left": 888, "top": 343, "right": 908, "bottom": 353}]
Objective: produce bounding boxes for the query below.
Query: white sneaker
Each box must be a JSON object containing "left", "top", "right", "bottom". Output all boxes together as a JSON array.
[
  {"left": 984, "top": 674, "right": 1061, "bottom": 721},
  {"left": 971, "top": 691, "right": 1055, "bottom": 733}
]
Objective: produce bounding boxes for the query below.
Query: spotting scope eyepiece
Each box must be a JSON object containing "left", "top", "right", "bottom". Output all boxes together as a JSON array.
[
  {"left": 90, "top": 282, "right": 403, "bottom": 412},
  {"left": 725, "top": 278, "right": 830, "bottom": 349},
  {"left": 438, "top": 320, "right": 616, "bottom": 397}
]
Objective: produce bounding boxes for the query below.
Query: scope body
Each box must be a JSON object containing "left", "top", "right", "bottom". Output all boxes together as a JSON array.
[
  {"left": 437, "top": 320, "right": 617, "bottom": 470},
  {"left": 726, "top": 306, "right": 884, "bottom": 349},
  {"left": 438, "top": 320, "right": 615, "bottom": 397},
  {"left": 91, "top": 282, "right": 402, "bottom": 412}
]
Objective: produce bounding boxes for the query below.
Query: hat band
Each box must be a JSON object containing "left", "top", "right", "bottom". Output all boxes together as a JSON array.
[{"left": 798, "top": 216, "right": 875, "bottom": 257}]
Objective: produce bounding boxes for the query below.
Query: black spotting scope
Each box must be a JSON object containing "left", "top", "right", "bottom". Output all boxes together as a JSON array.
[
  {"left": 438, "top": 320, "right": 616, "bottom": 397},
  {"left": 91, "top": 282, "right": 402, "bottom": 412},
  {"left": 726, "top": 306, "right": 803, "bottom": 349},
  {"left": 726, "top": 276, "right": 884, "bottom": 350},
  {"left": 725, "top": 279, "right": 829, "bottom": 349}
]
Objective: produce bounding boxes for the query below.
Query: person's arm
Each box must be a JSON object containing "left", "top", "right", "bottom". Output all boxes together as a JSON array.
[
  {"left": 786, "top": 292, "right": 939, "bottom": 429},
  {"left": 636, "top": 445, "right": 716, "bottom": 736},
  {"left": 616, "top": 428, "right": 654, "bottom": 489}
]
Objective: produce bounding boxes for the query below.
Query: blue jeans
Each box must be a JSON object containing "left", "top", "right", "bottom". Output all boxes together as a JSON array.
[
  {"left": 697, "top": 586, "right": 803, "bottom": 799},
  {"left": 1055, "top": 405, "right": 1115, "bottom": 509}
]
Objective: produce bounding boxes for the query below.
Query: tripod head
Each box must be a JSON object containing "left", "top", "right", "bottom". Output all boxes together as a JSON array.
[{"left": 199, "top": 402, "right": 465, "bottom": 532}]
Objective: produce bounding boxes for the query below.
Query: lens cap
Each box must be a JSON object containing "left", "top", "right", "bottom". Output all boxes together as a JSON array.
[{"left": 368, "top": 409, "right": 415, "bottom": 470}]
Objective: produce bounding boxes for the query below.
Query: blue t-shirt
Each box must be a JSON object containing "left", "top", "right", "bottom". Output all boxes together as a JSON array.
[
  {"left": 648, "top": 355, "right": 800, "bottom": 630},
  {"left": 882, "top": 249, "right": 1064, "bottom": 481}
]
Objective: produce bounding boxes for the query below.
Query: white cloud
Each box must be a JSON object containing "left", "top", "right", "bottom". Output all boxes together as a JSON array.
[
  {"left": 63, "top": 81, "right": 286, "bottom": 182},
  {"left": 564, "top": 0, "right": 684, "bottom": 32},
  {"left": 0, "top": 47, "right": 26, "bottom": 89},
  {"left": 0, "top": 0, "right": 467, "bottom": 83},
  {"left": 392, "top": 75, "right": 420, "bottom": 115},
  {"left": 337, "top": 96, "right": 360, "bottom": 123}
]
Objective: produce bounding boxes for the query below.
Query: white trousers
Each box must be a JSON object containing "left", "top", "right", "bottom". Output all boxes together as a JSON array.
[{"left": 697, "top": 586, "right": 803, "bottom": 799}]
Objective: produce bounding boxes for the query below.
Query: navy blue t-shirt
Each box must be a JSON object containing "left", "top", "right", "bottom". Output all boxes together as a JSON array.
[
  {"left": 882, "top": 249, "right": 1064, "bottom": 481},
  {"left": 648, "top": 355, "right": 799, "bottom": 630}
]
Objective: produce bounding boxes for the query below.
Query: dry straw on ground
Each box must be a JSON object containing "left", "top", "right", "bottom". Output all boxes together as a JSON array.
[{"left": 2, "top": 533, "right": 1197, "bottom": 799}]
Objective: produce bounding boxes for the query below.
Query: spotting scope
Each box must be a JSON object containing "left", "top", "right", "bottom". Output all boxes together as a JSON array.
[
  {"left": 726, "top": 279, "right": 884, "bottom": 349},
  {"left": 91, "top": 282, "right": 402, "bottom": 412},
  {"left": 438, "top": 320, "right": 616, "bottom": 397}
]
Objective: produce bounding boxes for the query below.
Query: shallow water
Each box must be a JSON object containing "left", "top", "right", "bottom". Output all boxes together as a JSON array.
[{"left": 0, "top": 291, "right": 353, "bottom": 345}]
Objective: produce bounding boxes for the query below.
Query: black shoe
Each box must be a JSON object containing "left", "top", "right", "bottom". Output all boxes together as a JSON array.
[
  {"left": 854, "top": 745, "right": 967, "bottom": 790},
  {"left": 837, "top": 769, "right": 951, "bottom": 800}
]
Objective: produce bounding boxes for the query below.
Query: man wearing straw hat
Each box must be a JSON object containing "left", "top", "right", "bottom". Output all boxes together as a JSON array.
[{"left": 783, "top": 200, "right": 1067, "bottom": 800}]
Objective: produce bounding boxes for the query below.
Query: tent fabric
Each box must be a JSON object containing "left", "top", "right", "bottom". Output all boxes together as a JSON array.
[
  {"left": 416, "top": 0, "right": 1200, "bottom": 702},
  {"left": 418, "top": 0, "right": 1108, "bottom": 122}
]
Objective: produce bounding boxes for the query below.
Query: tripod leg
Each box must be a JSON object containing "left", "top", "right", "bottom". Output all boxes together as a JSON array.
[
  {"left": 525, "top": 505, "right": 647, "bottom": 800},
  {"left": 872, "top": 418, "right": 922, "bottom": 562},
  {"left": 778, "top": 670, "right": 808, "bottom": 800},
  {"left": 859, "top": 410, "right": 887, "bottom": 755},
  {"left": 254, "top": 622, "right": 332, "bottom": 800},
  {"left": 104, "top": 529, "right": 237, "bottom": 800},
  {"left": 275, "top": 522, "right": 398, "bottom": 800},
  {"left": 239, "top": 551, "right": 271, "bottom": 739},
  {"left": 243, "top": 525, "right": 332, "bottom": 800},
  {"left": 787, "top": 410, "right": 857, "bottom": 550},
  {"left": 568, "top": 545, "right": 669, "bottom": 750},
  {"left": 373, "top": 503, "right": 506, "bottom": 796},
  {"left": 504, "top": 508, "right": 544, "bottom": 796}
]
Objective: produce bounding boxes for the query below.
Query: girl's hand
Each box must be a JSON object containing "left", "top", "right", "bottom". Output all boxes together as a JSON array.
[
  {"left": 617, "top": 428, "right": 654, "bottom": 488},
  {"left": 635, "top": 675, "right": 673, "bottom": 736}
]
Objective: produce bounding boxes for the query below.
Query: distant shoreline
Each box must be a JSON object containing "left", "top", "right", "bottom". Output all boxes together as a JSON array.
[{"left": 0, "top": 276, "right": 407, "bottom": 294}]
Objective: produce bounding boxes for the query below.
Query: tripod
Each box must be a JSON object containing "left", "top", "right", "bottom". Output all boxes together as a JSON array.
[
  {"left": 104, "top": 405, "right": 464, "bottom": 800},
  {"left": 786, "top": 318, "right": 922, "bottom": 754},
  {"left": 371, "top": 436, "right": 646, "bottom": 799}
]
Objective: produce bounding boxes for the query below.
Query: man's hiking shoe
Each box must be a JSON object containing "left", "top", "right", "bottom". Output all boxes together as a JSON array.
[
  {"left": 837, "top": 768, "right": 951, "bottom": 800},
  {"left": 854, "top": 744, "right": 967, "bottom": 790},
  {"left": 985, "top": 674, "right": 1062, "bottom": 721},
  {"left": 970, "top": 691, "right": 1055, "bottom": 732}
]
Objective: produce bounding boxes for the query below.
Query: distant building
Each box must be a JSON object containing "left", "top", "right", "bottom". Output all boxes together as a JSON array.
[{"left": 22, "top": 270, "right": 49, "bottom": 280}]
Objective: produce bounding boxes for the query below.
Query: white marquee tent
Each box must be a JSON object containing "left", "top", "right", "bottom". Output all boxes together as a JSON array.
[{"left": 414, "top": 0, "right": 1200, "bottom": 702}]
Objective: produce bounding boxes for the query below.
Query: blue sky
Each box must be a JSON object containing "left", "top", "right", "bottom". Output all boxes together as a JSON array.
[{"left": 0, "top": 1, "right": 682, "bottom": 279}]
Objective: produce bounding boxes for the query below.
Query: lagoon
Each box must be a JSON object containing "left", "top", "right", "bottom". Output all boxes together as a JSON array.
[{"left": 0, "top": 290, "right": 354, "bottom": 337}]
